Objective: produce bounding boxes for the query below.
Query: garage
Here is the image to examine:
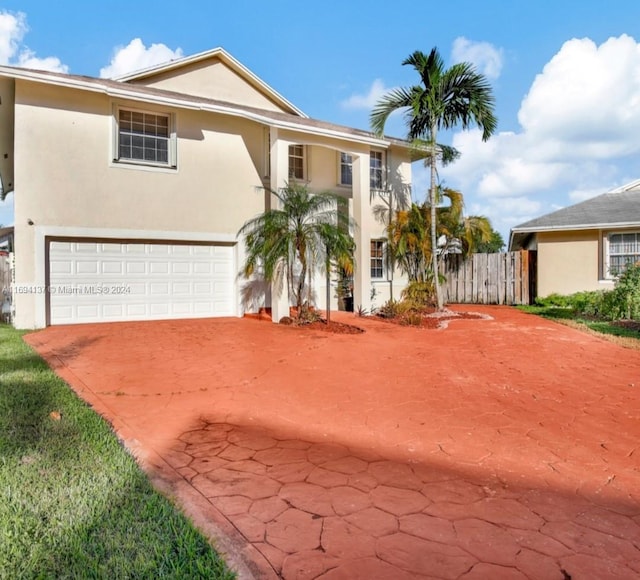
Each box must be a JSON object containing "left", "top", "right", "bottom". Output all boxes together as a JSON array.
[{"left": 48, "top": 240, "right": 236, "bottom": 325}]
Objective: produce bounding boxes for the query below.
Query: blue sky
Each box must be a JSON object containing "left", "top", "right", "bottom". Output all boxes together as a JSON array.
[{"left": 1, "top": 1, "right": 640, "bottom": 241}]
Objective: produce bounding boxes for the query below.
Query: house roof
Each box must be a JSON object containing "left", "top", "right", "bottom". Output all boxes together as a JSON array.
[
  {"left": 509, "top": 180, "right": 640, "bottom": 250},
  {"left": 0, "top": 62, "right": 412, "bottom": 151},
  {"left": 113, "top": 47, "right": 307, "bottom": 118}
]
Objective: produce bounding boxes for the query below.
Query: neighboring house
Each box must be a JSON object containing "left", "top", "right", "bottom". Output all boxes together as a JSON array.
[
  {"left": 0, "top": 48, "right": 414, "bottom": 328},
  {"left": 509, "top": 180, "right": 640, "bottom": 297}
]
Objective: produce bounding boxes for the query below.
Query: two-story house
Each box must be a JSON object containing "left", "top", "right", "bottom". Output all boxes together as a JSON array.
[{"left": 0, "top": 47, "right": 415, "bottom": 328}]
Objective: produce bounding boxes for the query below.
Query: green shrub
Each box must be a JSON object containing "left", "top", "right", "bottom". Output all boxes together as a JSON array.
[
  {"left": 569, "top": 290, "right": 609, "bottom": 317},
  {"left": 534, "top": 293, "right": 573, "bottom": 308},
  {"left": 535, "top": 264, "right": 640, "bottom": 321},
  {"left": 608, "top": 263, "right": 640, "bottom": 320},
  {"left": 377, "top": 299, "right": 400, "bottom": 319},
  {"left": 399, "top": 310, "right": 424, "bottom": 326},
  {"left": 401, "top": 281, "right": 436, "bottom": 307}
]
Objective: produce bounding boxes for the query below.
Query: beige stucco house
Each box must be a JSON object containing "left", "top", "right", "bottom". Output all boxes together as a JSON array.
[
  {"left": 509, "top": 180, "right": 640, "bottom": 297},
  {"left": 0, "top": 48, "right": 415, "bottom": 328}
]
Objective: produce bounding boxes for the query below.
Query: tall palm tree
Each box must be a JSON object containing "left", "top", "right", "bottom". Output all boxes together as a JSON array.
[
  {"left": 238, "top": 183, "right": 353, "bottom": 317},
  {"left": 371, "top": 48, "right": 497, "bottom": 310}
]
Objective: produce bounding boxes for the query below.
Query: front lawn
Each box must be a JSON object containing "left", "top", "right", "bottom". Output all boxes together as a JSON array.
[
  {"left": 0, "top": 325, "right": 235, "bottom": 579},
  {"left": 518, "top": 304, "right": 640, "bottom": 348}
]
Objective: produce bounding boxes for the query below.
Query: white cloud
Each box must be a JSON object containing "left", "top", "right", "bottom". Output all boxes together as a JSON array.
[
  {"left": 518, "top": 35, "right": 640, "bottom": 157},
  {"left": 15, "top": 50, "right": 67, "bottom": 73},
  {"left": 440, "top": 34, "right": 640, "bottom": 235},
  {"left": 341, "top": 79, "right": 392, "bottom": 110},
  {"left": 0, "top": 11, "right": 26, "bottom": 64},
  {"left": 100, "top": 38, "right": 183, "bottom": 79},
  {"left": 0, "top": 10, "right": 67, "bottom": 72},
  {"left": 451, "top": 37, "right": 504, "bottom": 80}
]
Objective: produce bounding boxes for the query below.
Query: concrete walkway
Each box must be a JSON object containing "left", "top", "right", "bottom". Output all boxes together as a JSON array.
[{"left": 25, "top": 307, "right": 640, "bottom": 579}]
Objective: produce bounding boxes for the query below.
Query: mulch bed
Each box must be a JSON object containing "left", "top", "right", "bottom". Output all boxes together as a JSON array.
[
  {"left": 295, "top": 320, "right": 365, "bottom": 334},
  {"left": 374, "top": 309, "right": 486, "bottom": 329},
  {"left": 283, "top": 309, "right": 487, "bottom": 333},
  {"left": 612, "top": 319, "right": 640, "bottom": 332}
]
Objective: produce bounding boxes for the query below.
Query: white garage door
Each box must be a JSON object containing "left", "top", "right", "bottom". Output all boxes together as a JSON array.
[{"left": 48, "top": 240, "right": 235, "bottom": 325}]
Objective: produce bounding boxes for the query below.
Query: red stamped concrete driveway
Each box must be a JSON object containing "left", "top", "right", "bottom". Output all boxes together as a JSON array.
[{"left": 25, "top": 306, "right": 640, "bottom": 579}]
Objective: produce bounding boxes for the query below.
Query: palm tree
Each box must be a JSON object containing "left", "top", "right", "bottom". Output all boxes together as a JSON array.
[
  {"left": 472, "top": 228, "right": 505, "bottom": 253},
  {"left": 387, "top": 202, "right": 430, "bottom": 283},
  {"left": 318, "top": 221, "right": 355, "bottom": 322},
  {"left": 387, "top": 186, "right": 494, "bottom": 287},
  {"left": 371, "top": 48, "right": 497, "bottom": 310},
  {"left": 238, "top": 183, "right": 354, "bottom": 318},
  {"left": 429, "top": 186, "right": 492, "bottom": 256}
]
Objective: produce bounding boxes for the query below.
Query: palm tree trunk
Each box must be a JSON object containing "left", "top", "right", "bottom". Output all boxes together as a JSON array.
[
  {"left": 429, "top": 132, "right": 444, "bottom": 311},
  {"left": 325, "top": 259, "right": 331, "bottom": 323},
  {"left": 297, "top": 250, "right": 306, "bottom": 315}
]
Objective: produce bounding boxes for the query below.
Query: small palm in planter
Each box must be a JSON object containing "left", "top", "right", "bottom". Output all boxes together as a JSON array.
[{"left": 239, "top": 183, "right": 355, "bottom": 323}]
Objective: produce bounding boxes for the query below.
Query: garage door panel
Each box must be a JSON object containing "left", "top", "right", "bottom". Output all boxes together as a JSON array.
[
  {"left": 76, "top": 243, "right": 98, "bottom": 253},
  {"left": 150, "top": 261, "right": 169, "bottom": 274},
  {"left": 103, "top": 304, "right": 124, "bottom": 317},
  {"left": 77, "top": 261, "right": 99, "bottom": 274},
  {"left": 172, "top": 282, "right": 190, "bottom": 294},
  {"left": 49, "top": 241, "right": 235, "bottom": 324},
  {"left": 102, "top": 261, "right": 123, "bottom": 274},
  {"left": 172, "top": 262, "right": 190, "bottom": 274},
  {"left": 126, "top": 304, "right": 147, "bottom": 316},
  {"left": 126, "top": 262, "right": 146, "bottom": 274},
  {"left": 50, "top": 260, "right": 73, "bottom": 275}
]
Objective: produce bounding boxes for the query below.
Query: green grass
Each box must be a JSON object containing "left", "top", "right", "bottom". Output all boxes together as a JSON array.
[
  {"left": 0, "top": 325, "right": 235, "bottom": 579},
  {"left": 518, "top": 305, "right": 640, "bottom": 343}
]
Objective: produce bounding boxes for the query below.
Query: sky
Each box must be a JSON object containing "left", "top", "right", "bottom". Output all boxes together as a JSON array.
[{"left": 1, "top": 1, "right": 640, "bottom": 243}]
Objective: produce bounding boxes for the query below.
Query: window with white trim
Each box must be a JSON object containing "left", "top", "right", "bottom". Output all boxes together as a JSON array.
[
  {"left": 371, "top": 239, "right": 385, "bottom": 279},
  {"left": 607, "top": 232, "right": 640, "bottom": 276},
  {"left": 370, "top": 151, "right": 384, "bottom": 190},
  {"left": 338, "top": 151, "right": 385, "bottom": 188},
  {"left": 288, "top": 144, "right": 306, "bottom": 180},
  {"left": 115, "top": 108, "right": 176, "bottom": 167},
  {"left": 339, "top": 152, "right": 353, "bottom": 186}
]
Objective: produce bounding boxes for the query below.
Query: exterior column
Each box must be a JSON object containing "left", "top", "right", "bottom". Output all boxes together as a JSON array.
[
  {"left": 269, "top": 128, "right": 291, "bottom": 322},
  {"left": 352, "top": 151, "right": 371, "bottom": 312}
]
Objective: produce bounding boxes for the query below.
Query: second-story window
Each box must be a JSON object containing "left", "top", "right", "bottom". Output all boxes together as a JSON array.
[
  {"left": 338, "top": 150, "right": 385, "bottom": 188},
  {"left": 339, "top": 152, "right": 353, "bottom": 186},
  {"left": 116, "top": 108, "right": 176, "bottom": 167},
  {"left": 288, "top": 144, "right": 306, "bottom": 180},
  {"left": 370, "top": 150, "right": 384, "bottom": 190}
]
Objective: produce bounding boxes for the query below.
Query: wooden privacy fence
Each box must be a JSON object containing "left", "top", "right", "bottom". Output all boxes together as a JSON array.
[{"left": 439, "top": 250, "right": 535, "bottom": 305}]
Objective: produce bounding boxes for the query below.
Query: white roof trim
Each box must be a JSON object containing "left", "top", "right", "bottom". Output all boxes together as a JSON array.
[
  {"left": 608, "top": 178, "right": 640, "bottom": 193},
  {"left": 0, "top": 66, "right": 391, "bottom": 148},
  {"left": 112, "top": 47, "right": 307, "bottom": 118},
  {"left": 511, "top": 221, "right": 640, "bottom": 234}
]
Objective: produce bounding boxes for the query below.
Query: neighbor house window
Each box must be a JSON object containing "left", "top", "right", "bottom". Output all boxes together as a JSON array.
[
  {"left": 608, "top": 232, "right": 640, "bottom": 276},
  {"left": 288, "top": 144, "right": 306, "bottom": 180},
  {"left": 371, "top": 240, "right": 385, "bottom": 279},
  {"left": 339, "top": 152, "right": 353, "bottom": 186},
  {"left": 338, "top": 150, "right": 385, "bottom": 188},
  {"left": 370, "top": 150, "right": 384, "bottom": 189},
  {"left": 116, "top": 108, "right": 176, "bottom": 167}
]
